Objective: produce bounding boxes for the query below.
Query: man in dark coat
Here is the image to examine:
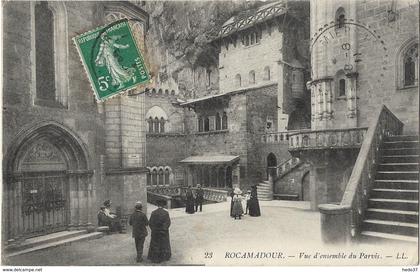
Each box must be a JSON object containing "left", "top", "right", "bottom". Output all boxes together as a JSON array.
[
  {"left": 129, "top": 201, "right": 149, "bottom": 263},
  {"left": 195, "top": 184, "right": 204, "bottom": 212},
  {"left": 148, "top": 199, "right": 171, "bottom": 263}
]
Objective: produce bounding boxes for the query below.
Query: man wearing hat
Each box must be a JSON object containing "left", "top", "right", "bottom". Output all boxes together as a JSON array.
[
  {"left": 148, "top": 199, "right": 171, "bottom": 263},
  {"left": 129, "top": 201, "right": 149, "bottom": 263},
  {"left": 195, "top": 184, "right": 204, "bottom": 212}
]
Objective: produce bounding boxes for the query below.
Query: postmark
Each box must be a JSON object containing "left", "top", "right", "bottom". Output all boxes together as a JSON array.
[
  {"left": 310, "top": 19, "right": 389, "bottom": 81},
  {"left": 73, "top": 19, "right": 150, "bottom": 101}
]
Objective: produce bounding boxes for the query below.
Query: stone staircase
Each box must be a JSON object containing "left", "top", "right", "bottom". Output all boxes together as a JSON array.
[
  {"left": 361, "top": 135, "right": 419, "bottom": 243},
  {"left": 257, "top": 180, "right": 273, "bottom": 201},
  {"left": 256, "top": 157, "right": 302, "bottom": 201},
  {"left": 5, "top": 229, "right": 104, "bottom": 257}
]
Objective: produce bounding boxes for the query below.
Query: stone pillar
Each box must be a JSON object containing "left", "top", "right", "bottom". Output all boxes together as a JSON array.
[
  {"left": 345, "top": 72, "right": 358, "bottom": 127},
  {"left": 318, "top": 204, "right": 352, "bottom": 244}
]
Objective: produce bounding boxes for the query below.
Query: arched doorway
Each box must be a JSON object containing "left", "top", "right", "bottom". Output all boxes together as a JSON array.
[
  {"left": 266, "top": 153, "right": 277, "bottom": 180},
  {"left": 5, "top": 122, "right": 90, "bottom": 240},
  {"left": 301, "top": 171, "right": 310, "bottom": 201}
]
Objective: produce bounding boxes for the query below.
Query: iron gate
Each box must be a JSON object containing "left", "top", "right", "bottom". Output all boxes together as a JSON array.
[{"left": 20, "top": 172, "right": 69, "bottom": 237}]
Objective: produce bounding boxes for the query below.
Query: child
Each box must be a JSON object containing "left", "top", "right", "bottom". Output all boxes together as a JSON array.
[
  {"left": 232, "top": 187, "right": 244, "bottom": 220},
  {"left": 244, "top": 190, "right": 251, "bottom": 215}
]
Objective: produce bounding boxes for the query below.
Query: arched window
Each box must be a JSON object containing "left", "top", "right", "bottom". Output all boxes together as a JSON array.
[
  {"left": 147, "top": 172, "right": 151, "bottom": 185},
  {"left": 335, "top": 70, "right": 346, "bottom": 97},
  {"left": 404, "top": 44, "right": 418, "bottom": 87},
  {"left": 164, "top": 169, "right": 170, "bottom": 185},
  {"left": 235, "top": 74, "right": 241, "bottom": 87},
  {"left": 335, "top": 8, "right": 346, "bottom": 29},
  {"left": 204, "top": 117, "right": 210, "bottom": 132},
  {"left": 35, "top": 2, "right": 56, "bottom": 104},
  {"left": 198, "top": 117, "right": 204, "bottom": 132},
  {"left": 222, "top": 112, "right": 228, "bottom": 130},
  {"left": 160, "top": 117, "right": 165, "bottom": 133},
  {"left": 215, "top": 113, "right": 221, "bottom": 130},
  {"left": 339, "top": 79, "right": 346, "bottom": 96},
  {"left": 264, "top": 66, "right": 271, "bottom": 81},
  {"left": 152, "top": 169, "right": 158, "bottom": 185},
  {"left": 249, "top": 70, "right": 256, "bottom": 84},
  {"left": 158, "top": 169, "right": 164, "bottom": 185},
  {"left": 154, "top": 117, "right": 159, "bottom": 133},
  {"left": 148, "top": 117, "right": 153, "bottom": 133}
]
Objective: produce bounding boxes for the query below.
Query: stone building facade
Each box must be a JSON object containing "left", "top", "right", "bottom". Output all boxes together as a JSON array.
[
  {"left": 2, "top": 1, "right": 149, "bottom": 244},
  {"left": 291, "top": 0, "right": 419, "bottom": 210}
]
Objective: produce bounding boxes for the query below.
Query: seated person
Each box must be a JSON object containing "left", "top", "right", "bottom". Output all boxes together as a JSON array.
[
  {"left": 97, "top": 206, "right": 110, "bottom": 227},
  {"left": 101, "top": 200, "right": 122, "bottom": 233}
]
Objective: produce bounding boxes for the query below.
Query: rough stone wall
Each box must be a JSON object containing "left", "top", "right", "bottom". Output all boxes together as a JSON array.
[
  {"left": 2, "top": 1, "right": 106, "bottom": 237},
  {"left": 311, "top": 0, "right": 418, "bottom": 133},
  {"left": 356, "top": 0, "right": 419, "bottom": 134},
  {"left": 219, "top": 28, "right": 283, "bottom": 93},
  {"left": 274, "top": 163, "right": 310, "bottom": 199}
]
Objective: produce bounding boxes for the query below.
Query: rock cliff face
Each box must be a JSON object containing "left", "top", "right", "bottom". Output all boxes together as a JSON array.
[{"left": 141, "top": 1, "right": 264, "bottom": 98}]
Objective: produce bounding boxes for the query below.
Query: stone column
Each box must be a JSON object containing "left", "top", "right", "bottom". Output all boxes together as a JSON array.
[{"left": 346, "top": 72, "right": 358, "bottom": 127}]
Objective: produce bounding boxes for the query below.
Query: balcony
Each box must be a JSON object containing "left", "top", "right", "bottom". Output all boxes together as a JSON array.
[
  {"left": 260, "top": 130, "right": 310, "bottom": 144},
  {"left": 288, "top": 127, "right": 368, "bottom": 151}
]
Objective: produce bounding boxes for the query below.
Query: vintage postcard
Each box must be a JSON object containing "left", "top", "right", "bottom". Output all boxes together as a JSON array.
[{"left": 1, "top": 0, "right": 419, "bottom": 269}]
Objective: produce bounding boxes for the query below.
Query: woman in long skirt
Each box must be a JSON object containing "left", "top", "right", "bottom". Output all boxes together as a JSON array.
[
  {"left": 248, "top": 185, "right": 261, "bottom": 217},
  {"left": 148, "top": 199, "right": 171, "bottom": 263},
  {"left": 231, "top": 187, "right": 244, "bottom": 220},
  {"left": 185, "top": 186, "right": 195, "bottom": 214}
]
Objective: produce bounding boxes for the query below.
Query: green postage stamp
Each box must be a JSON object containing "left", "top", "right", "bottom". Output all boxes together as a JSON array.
[{"left": 73, "top": 19, "right": 150, "bottom": 101}]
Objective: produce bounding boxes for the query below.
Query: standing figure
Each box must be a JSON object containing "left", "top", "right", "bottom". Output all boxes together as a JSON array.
[
  {"left": 185, "top": 186, "right": 195, "bottom": 214},
  {"left": 129, "top": 201, "right": 149, "bottom": 263},
  {"left": 148, "top": 199, "right": 172, "bottom": 263},
  {"left": 195, "top": 184, "right": 204, "bottom": 212},
  {"left": 244, "top": 190, "right": 251, "bottom": 215},
  {"left": 95, "top": 33, "right": 135, "bottom": 89},
  {"left": 232, "top": 187, "right": 244, "bottom": 220},
  {"left": 229, "top": 188, "right": 235, "bottom": 217},
  {"left": 248, "top": 185, "right": 261, "bottom": 217}
]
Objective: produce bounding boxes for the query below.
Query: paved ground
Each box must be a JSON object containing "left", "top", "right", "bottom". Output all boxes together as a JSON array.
[{"left": 4, "top": 201, "right": 418, "bottom": 266}]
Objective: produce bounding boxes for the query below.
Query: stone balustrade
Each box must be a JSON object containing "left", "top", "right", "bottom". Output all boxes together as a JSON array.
[
  {"left": 288, "top": 127, "right": 368, "bottom": 150},
  {"left": 260, "top": 130, "right": 310, "bottom": 144},
  {"left": 277, "top": 157, "right": 301, "bottom": 177},
  {"left": 318, "top": 105, "right": 404, "bottom": 243}
]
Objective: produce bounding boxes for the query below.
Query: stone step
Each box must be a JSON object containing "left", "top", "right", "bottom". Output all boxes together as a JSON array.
[
  {"left": 363, "top": 219, "right": 418, "bottom": 236},
  {"left": 378, "top": 163, "right": 419, "bottom": 171},
  {"left": 383, "top": 148, "right": 419, "bottom": 156},
  {"left": 382, "top": 155, "right": 419, "bottom": 163},
  {"left": 383, "top": 141, "right": 419, "bottom": 149},
  {"left": 374, "top": 180, "right": 418, "bottom": 190},
  {"left": 386, "top": 135, "right": 419, "bottom": 142},
  {"left": 257, "top": 184, "right": 272, "bottom": 189},
  {"left": 366, "top": 208, "right": 419, "bottom": 223},
  {"left": 6, "top": 232, "right": 104, "bottom": 257},
  {"left": 360, "top": 231, "right": 418, "bottom": 243},
  {"left": 6, "top": 230, "right": 88, "bottom": 252},
  {"left": 371, "top": 188, "right": 419, "bottom": 200},
  {"left": 375, "top": 171, "right": 419, "bottom": 180},
  {"left": 368, "top": 198, "right": 418, "bottom": 211}
]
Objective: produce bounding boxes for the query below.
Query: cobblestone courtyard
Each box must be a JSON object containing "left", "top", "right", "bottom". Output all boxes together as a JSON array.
[{"left": 4, "top": 201, "right": 418, "bottom": 266}]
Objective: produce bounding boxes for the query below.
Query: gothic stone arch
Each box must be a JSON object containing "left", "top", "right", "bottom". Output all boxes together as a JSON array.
[{"left": 4, "top": 121, "right": 93, "bottom": 241}]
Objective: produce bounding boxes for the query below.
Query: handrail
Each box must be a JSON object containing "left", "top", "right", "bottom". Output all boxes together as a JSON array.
[{"left": 322, "top": 105, "right": 404, "bottom": 240}]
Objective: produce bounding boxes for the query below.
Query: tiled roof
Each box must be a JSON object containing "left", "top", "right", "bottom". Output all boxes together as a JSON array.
[
  {"left": 217, "top": 1, "right": 287, "bottom": 39},
  {"left": 180, "top": 155, "right": 240, "bottom": 164}
]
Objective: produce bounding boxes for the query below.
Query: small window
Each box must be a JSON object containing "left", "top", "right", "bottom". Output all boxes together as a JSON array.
[
  {"left": 335, "top": 8, "right": 346, "bottom": 29},
  {"left": 148, "top": 117, "right": 153, "bottom": 133},
  {"left": 154, "top": 117, "right": 159, "bottom": 133},
  {"left": 404, "top": 45, "right": 418, "bottom": 87},
  {"left": 165, "top": 169, "right": 170, "bottom": 185},
  {"left": 152, "top": 169, "right": 158, "bottom": 185},
  {"left": 216, "top": 113, "right": 221, "bottom": 130},
  {"left": 147, "top": 172, "right": 151, "bottom": 185},
  {"left": 160, "top": 117, "right": 165, "bottom": 133},
  {"left": 249, "top": 71, "right": 256, "bottom": 84},
  {"left": 339, "top": 79, "right": 346, "bottom": 96},
  {"left": 158, "top": 169, "right": 164, "bottom": 185},
  {"left": 198, "top": 117, "right": 204, "bottom": 132},
  {"left": 204, "top": 117, "right": 210, "bottom": 132},
  {"left": 235, "top": 74, "right": 241, "bottom": 87},
  {"left": 222, "top": 112, "right": 228, "bottom": 130}
]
